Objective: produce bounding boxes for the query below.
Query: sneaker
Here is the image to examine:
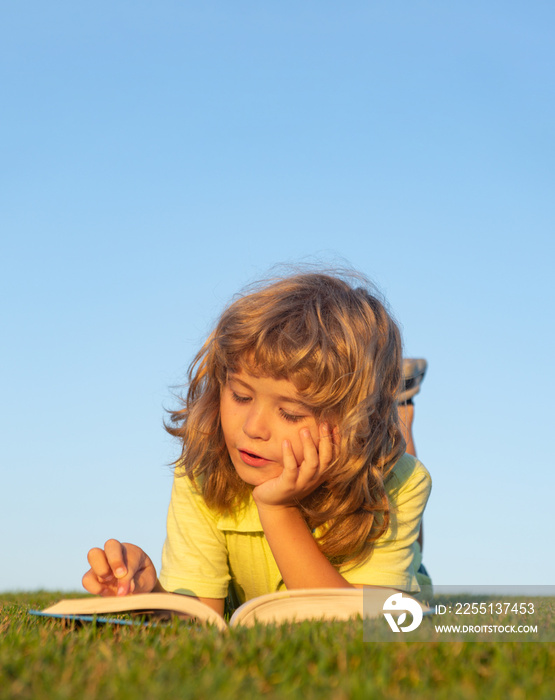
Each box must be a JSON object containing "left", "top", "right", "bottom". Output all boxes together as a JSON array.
[{"left": 397, "top": 358, "right": 427, "bottom": 404}]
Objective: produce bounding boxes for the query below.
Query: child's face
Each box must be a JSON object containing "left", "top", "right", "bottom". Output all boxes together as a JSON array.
[{"left": 220, "top": 369, "right": 322, "bottom": 487}]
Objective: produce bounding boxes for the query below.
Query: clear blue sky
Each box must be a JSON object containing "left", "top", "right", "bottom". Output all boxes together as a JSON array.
[{"left": 2, "top": 1, "right": 554, "bottom": 592}]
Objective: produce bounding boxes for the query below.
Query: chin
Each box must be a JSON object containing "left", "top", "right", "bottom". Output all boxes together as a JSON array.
[{"left": 233, "top": 462, "right": 283, "bottom": 487}]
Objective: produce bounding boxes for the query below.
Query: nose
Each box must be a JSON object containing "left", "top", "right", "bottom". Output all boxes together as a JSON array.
[{"left": 242, "top": 406, "right": 270, "bottom": 441}]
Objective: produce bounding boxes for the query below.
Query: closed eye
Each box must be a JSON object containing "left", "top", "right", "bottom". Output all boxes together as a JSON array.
[
  {"left": 231, "top": 391, "right": 251, "bottom": 404},
  {"left": 279, "top": 408, "right": 306, "bottom": 423},
  {"left": 228, "top": 383, "right": 308, "bottom": 423}
]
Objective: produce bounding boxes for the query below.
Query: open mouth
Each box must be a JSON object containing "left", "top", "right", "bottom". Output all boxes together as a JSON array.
[{"left": 238, "top": 449, "right": 271, "bottom": 467}]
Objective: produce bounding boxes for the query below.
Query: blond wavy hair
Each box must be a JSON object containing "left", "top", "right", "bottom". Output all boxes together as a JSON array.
[{"left": 166, "top": 269, "right": 406, "bottom": 567}]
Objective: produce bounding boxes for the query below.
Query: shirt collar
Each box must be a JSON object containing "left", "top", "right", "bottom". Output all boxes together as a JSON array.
[{"left": 216, "top": 497, "right": 263, "bottom": 532}]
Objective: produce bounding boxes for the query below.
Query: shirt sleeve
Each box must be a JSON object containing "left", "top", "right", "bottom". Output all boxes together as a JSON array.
[
  {"left": 341, "top": 454, "right": 432, "bottom": 592},
  {"left": 158, "top": 472, "right": 231, "bottom": 599}
]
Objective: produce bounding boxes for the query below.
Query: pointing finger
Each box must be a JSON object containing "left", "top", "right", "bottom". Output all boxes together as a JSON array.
[{"left": 104, "top": 539, "right": 128, "bottom": 579}]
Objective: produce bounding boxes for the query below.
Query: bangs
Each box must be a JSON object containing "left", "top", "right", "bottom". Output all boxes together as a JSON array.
[
  {"left": 234, "top": 346, "right": 318, "bottom": 394},
  {"left": 217, "top": 326, "right": 357, "bottom": 417}
]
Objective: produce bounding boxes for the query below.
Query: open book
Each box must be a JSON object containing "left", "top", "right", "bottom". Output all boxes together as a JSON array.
[{"left": 31, "top": 588, "right": 429, "bottom": 631}]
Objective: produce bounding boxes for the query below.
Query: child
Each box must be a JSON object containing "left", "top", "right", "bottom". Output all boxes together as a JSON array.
[{"left": 83, "top": 270, "right": 432, "bottom": 615}]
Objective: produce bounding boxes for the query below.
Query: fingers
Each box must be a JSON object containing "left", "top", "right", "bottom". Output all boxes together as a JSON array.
[
  {"left": 104, "top": 538, "right": 129, "bottom": 579},
  {"left": 82, "top": 567, "right": 109, "bottom": 595},
  {"left": 255, "top": 422, "right": 338, "bottom": 508},
  {"left": 317, "top": 422, "right": 334, "bottom": 468},
  {"left": 299, "top": 427, "right": 320, "bottom": 477},
  {"left": 282, "top": 424, "right": 332, "bottom": 490},
  {"left": 281, "top": 438, "right": 298, "bottom": 473},
  {"left": 83, "top": 540, "right": 145, "bottom": 596}
]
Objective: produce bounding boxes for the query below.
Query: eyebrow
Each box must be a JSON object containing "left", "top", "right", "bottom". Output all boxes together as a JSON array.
[{"left": 228, "top": 375, "right": 312, "bottom": 411}]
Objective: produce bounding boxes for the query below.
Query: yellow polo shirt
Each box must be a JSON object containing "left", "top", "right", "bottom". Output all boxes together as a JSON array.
[{"left": 159, "top": 453, "right": 431, "bottom": 603}]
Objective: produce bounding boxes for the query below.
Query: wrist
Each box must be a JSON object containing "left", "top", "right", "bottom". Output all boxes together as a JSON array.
[
  {"left": 256, "top": 501, "right": 308, "bottom": 536},
  {"left": 252, "top": 486, "right": 300, "bottom": 511},
  {"left": 254, "top": 498, "right": 299, "bottom": 514}
]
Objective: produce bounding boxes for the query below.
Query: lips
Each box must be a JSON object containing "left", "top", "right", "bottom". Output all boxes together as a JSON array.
[{"left": 238, "top": 449, "right": 272, "bottom": 467}]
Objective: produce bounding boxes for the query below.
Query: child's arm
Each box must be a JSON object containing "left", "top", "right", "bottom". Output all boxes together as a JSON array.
[
  {"left": 253, "top": 424, "right": 355, "bottom": 589},
  {"left": 82, "top": 540, "right": 224, "bottom": 615},
  {"left": 257, "top": 505, "right": 354, "bottom": 588}
]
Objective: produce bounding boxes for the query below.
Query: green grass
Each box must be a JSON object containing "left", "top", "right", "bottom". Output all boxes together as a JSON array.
[{"left": 2, "top": 592, "right": 554, "bottom": 700}]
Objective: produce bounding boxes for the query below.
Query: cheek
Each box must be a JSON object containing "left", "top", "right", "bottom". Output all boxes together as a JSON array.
[
  {"left": 220, "top": 419, "right": 235, "bottom": 452},
  {"left": 220, "top": 393, "right": 238, "bottom": 435}
]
